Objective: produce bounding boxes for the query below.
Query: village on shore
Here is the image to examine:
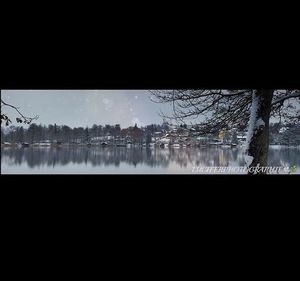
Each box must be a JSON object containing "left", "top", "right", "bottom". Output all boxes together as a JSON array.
[{"left": 1, "top": 121, "right": 300, "bottom": 148}]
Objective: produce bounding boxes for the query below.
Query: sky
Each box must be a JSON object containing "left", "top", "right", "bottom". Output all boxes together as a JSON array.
[
  {"left": 2, "top": 90, "right": 297, "bottom": 129},
  {"left": 1, "top": 90, "right": 174, "bottom": 128}
]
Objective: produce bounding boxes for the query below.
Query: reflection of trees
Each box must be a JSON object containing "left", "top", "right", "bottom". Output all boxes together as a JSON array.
[
  {"left": 1, "top": 147, "right": 170, "bottom": 168},
  {"left": 2, "top": 147, "right": 299, "bottom": 170},
  {"left": 190, "top": 147, "right": 238, "bottom": 167},
  {"left": 268, "top": 147, "right": 300, "bottom": 167}
]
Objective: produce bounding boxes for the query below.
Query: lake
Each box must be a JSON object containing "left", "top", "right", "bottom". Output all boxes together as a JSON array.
[{"left": 1, "top": 146, "right": 300, "bottom": 174}]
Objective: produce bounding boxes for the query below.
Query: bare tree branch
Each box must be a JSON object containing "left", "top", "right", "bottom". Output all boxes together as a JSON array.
[
  {"left": 1, "top": 99, "right": 38, "bottom": 126},
  {"left": 272, "top": 90, "right": 300, "bottom": 106},
  {"left": 150, "top": 89, "right": 300, "bottom": 132},
  {"left": 150, "top": 90, "right": 253, "bottom": 134}
]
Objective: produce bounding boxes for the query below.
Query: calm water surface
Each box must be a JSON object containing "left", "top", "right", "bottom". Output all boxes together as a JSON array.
[{"left": 1, "top": 146, "right": 300, "bottom": 174}]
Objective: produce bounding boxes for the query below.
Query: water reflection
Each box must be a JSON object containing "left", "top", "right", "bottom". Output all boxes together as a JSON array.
[{"left": 1, "top": 146, "right": 300, "bottom": 173}]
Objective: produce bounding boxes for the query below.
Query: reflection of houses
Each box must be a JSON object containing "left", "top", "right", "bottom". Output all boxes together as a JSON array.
[
  {"left": 219, "top": 149, "right": 226, "bottom": 165},
  {"left": 218, "top": 129, "right": 225, "bottom": 143}
]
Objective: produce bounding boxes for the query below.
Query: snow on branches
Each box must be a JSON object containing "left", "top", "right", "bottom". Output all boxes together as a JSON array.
[{"left": 1, "top": 99, "right": 38, "bottom": 126}]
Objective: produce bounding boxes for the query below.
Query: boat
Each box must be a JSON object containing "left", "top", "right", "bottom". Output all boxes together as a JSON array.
[
  {"left": 2, "top": 142, "right": 12, "bottom": 147},
  {"left": 101, "top": 142, "right": 108, "bottom": 146},
  {"left": 21, "top": 142, "right": 30, "bottom": 147}
]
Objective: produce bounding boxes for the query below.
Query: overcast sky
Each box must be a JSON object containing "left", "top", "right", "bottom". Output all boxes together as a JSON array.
[
  {"left": 3, "top": 90, "right": 295, "bottom": 129},
  {"left": 1, "top": 90, "right": 174, "bottom": 128}
]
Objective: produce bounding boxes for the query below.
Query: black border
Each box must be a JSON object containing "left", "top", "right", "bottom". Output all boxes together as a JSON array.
[
  {"left": 2, "top": 41, "right": 299, "bottom": 90},
  {"left": 2, "top": 68, "right": 299, "bottom": 89}
]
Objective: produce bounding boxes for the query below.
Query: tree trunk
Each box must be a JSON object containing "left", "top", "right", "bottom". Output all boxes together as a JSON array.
[{"left": 247, "top": 90, "right": 274, "bottom": 174}]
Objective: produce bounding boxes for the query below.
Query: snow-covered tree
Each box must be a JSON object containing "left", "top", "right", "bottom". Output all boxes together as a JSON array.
[{"left": 151, "top": 90, "right": 300, "bottom": 174}]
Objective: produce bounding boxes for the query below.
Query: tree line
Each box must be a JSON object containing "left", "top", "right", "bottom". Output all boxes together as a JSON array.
[
  {"left": 2, "top": 121, "right": 299, "bottom": 146},
  {"left": 1, "top": 123, "right": 171, "bottom": 144}
]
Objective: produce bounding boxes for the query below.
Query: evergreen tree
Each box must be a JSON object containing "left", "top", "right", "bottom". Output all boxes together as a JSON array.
[{"left": 85, "top": 127, "right": 90, "bottom": 143}]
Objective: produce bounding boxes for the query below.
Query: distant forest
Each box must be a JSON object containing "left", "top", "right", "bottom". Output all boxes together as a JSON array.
[{"left": 1, "top": 123, "right": 169, "bottom": 144}]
